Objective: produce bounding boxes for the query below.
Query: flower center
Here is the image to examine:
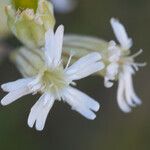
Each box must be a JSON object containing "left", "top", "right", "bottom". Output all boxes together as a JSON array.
[{"left": 40, "top": 67, "right": 69, "bottom": 95}]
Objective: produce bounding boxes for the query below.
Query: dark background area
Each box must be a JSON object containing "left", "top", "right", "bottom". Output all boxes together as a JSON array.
[{"left": 0, "top": 0, "right": 150, "bottom": 149}]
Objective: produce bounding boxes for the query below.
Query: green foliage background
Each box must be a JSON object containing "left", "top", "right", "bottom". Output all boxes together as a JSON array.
[{"left": 0, "top": 0, "right": 150, "bottom": 150}]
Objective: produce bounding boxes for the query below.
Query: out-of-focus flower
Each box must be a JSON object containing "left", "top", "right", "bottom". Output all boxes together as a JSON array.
[
  {"left": 109, "top": 18, "right": 146, "bottom": 113},
  {"left": 1, "top": 25, "right": 104, "bottom": 131},
  {"left": 0, "top": 0, "right": 10, "bottom": 39},
  {"left": 62, "top": 18, "right": 146, "bottom": 113},
  {"left": 5, "top": 0, "right": 55, "bottom": 49},
  {"left": 51, "top": 0, "right": 77, "bottom": 13}
]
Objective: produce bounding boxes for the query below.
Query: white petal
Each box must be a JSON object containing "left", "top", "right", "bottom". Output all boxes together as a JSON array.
[
  {"left": 66, "top": 52, "right": 104, "bottom": 80},
  {"left": 110, "top": 18, "right": 133, "bottom": 49},
  {"left": 129, "top": 69, "right": 142, "bottom": 105},
  {"left": 1, "top": 87, "right": 31, "bottom": 106},
  {"left": 124, "top": 70, "right": 142, "bottom": 106},
  {"left": 67, "top": 87, "right": 100, "bottom": 111},
  {"left": 53, "top": 25, "right": 64, "bottom": 66},
  {"left": 28, "top": 94, "right": 45, "bottom": 128},
  {"left": 106, "top": 63, "right": 119, "bottom": 78},
  {"left": 117, "top": 75, "right": 131, "bottom": 113},
  {"left": 1, "top": 78, "right": 33, "bottom": 92},
  {"left": 104, "top": 63, "right": 119, "bottom": 88},
  {"left": 28, "top": 93, "right": 55, "bottom": 131},
  {"left": 67, "top": 52, "right": 101, "bottom": 71},
  {"left": 68, "top": 62, "right": 104, "bottom": 81},
  {"left": 63, "top": 87, "right": 100, "bottom": 120},
  {"left": 44, "top": 25, "right": 64, "bottom": 67},
  {"left": 45, "top": 28, "right": 55, "bottom": 66},
  {"left": 35, "top": 94, "right": 55, "bottom": 131},
  {"left": 124, "top": 71, "right": 136, "bottom": 107}
]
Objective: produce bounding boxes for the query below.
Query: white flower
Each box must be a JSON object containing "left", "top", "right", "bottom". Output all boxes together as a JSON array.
[
  {"left": 1, "top": 25, "right": 104, "bottom": 131},
  {"left": 51, "top": 0, "right": 77, "bottom": 13},
  {"left": 107, "top": 18, "right": 146, "bottom": 113}
]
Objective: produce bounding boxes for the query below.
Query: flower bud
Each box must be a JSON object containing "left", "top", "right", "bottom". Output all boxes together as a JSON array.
[{"left": 6, "top": 0, "right": 55, "bottom": 49}]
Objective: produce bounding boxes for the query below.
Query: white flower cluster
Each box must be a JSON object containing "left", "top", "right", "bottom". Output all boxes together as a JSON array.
[{"left": 0, "top": 0, "right": 145, "bottom": 131}]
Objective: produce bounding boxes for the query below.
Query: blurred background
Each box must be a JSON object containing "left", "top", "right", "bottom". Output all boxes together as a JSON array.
[{"left": 0, "top": 0, "right": 150, "bottom": 149}]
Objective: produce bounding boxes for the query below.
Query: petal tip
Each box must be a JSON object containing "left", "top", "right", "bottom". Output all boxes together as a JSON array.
[
  {"left": 57, "top": 24, "right": 65, "bottom": 34},
  {"left": 120, "top": 106, "right": 132, "bottom": 113},
  {"left": 110, "top": 17, "right": 118, "bottom": 24},
  {"left": 35, "top": 124, "right": 44, "bottom": 131},
  {"left": 27, "top": 118, "right": 34, "bottom": 129},
  {"left": 89, "top": 114, "right": 97, "bottom": 120},
  {"left": 1, "top": 84, "right": 6, "bottom": 91},
  {"left": 1, "top": 100, "right": 7, "bottom": 106},
  {"left": 94, "top": 102, "right": 100, "bottom": 112}
]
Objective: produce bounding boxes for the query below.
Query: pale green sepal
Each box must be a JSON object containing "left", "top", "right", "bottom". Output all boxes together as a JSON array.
[
  {"left": 11, "top": 47, "right": 44, "bottom": 77},
  {"left": 63, "top": 35, "right": 111, "bottom": 76},
  {"left": 37, "top": 0, "right": 55, "bottom": 31}
]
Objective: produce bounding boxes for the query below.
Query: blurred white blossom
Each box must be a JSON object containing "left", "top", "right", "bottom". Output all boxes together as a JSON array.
[
  {"left": 105, "top": 18, "right": 146, "bottom": 113},
  {"left": 62, "top": 18, "right": 145, "bottom": 113}
]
